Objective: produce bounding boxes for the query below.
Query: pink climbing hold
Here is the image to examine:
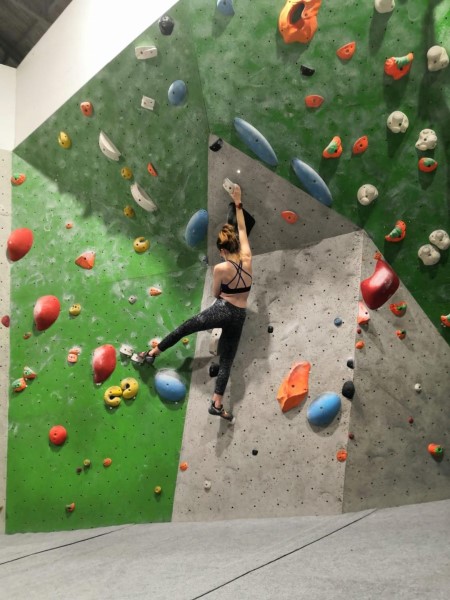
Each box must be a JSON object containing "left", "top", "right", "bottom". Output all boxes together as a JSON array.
[
  {"left": 33, "top": 295, "right": 61, "bottom": 331},
  {"left": 357, "top": 301, "right": 370, "bottom": 325},
  {"left": 360, "top": 255, "right": 399, "bottom": 310},
  {"left": 7, "top": 228, "right": 34, "bottom": 261},
  {"left": 92, "top": 344, "right": 117, "bottom": 384}
]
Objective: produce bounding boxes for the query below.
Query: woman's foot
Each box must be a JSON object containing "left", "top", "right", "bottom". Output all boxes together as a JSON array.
[{"left": 208, "top": 400, "right": 235, "bottom": 424}]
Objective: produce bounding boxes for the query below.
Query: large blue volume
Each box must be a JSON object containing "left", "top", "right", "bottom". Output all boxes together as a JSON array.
[
  {"left": 168, "top": 80, "right": 187, "bottom": 106},
  {"left": 155, "top": 370, "right": 187, "bottom": 403},
  {"left": 185, "top": 209, "right": 208, "bottom": 247},
  {"left": 291, "top": 158, "right": 333, "bottom": 207},
  {"left": 307, "top": 392, "right": 341, "bottom": 426},
  {"left": 233, "top": 117, "right": 278, "bottom": 167}
]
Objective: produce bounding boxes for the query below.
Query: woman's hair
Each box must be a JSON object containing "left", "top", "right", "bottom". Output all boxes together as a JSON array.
[{"left": 216, "top": 223, "right": 240, "bottom": 254}]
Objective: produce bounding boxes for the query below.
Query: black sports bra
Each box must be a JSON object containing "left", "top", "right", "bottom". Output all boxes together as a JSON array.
[{"left": 220, "top": 260, "right": 252, "bottom": 295}]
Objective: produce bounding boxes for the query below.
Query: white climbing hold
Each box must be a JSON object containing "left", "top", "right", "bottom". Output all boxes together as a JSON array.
[
  {"left": 415, "top": 129, "right": 437, "bottom": 151},
  {"left": 418, "top": 244, "right": 440, "bottom": 266},
  {"left": 135, "top": 46, "right": 157, "bottom": 60},
  {"left": 427, "top": 46, "right": 449, "bottom": 72},
  {"left": 99, "top": 131, "right": 121, "bottom": 161},
  {"left": 387, "top": 111, "right": 409, "bottom": 133},
  {"left": 141, "top": 96, "right": 155, "bottom": 111},
  {"left": 209, "top": 328, "right": 222, "bottom": 356},
  {"left": 414, "top": 383, "right": 422, "bottom": 393},
  {"left": 357, "top": 184, "right": 378, "bottom": 206},
  {"left": 429, "top": 230, "right": 450, "bottom": 250},
  {"left": 374, "top": 0, "right": 395, "bottom": 13},
  {"left": 130, "top": 182, "right": 157, "bottom": 212}
]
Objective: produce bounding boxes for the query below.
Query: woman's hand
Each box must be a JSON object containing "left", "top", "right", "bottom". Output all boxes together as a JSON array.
[{"left": 231, "top": 184, "right": 241, "bottom": 205}]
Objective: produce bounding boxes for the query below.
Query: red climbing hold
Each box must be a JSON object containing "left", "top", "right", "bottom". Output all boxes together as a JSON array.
[
  {"left": 1, "top": 315, "right": 10, "bottom": 327},
  {"left": 336, "top": 41, "right": 356, "bottom": 60},
  {"left": 277, "top": 361, "right": 311, "bottom": 413},
  {"left": 418, "top": 158, "right": 438, "bottom": 173},
  {"left": 360, "top": 256, "right": 399, "bottom": 310},
  {"left": 75, "top": 251, "right": 95, "bottom": 270},
  {"left": 33, "top": 295, "right": 61, "bottom": 331},
  {"left": 323, "top": 136, "right": 343, "bottom": 159},
  {"left": 11, "top": 173, "right": 26, "bottom": 186},
  {"left": 428, "top": 443, "right": 444, "bottom": 460},
  {"left": 147, "top": 163, "right": 158, "bottom": 176},
  {"left": 384, "top": 53, "right": 414, "bottom": 80},
  {"left": 304, "top": 95, "right": 324, "bottom": 108},
  {"left": 92, "top": 344, "right": 117, "bottom": 384},
  {"left": 49, "top": 425, "right": 67, "bottom": 445},
  {"left": 385, "top": 220, "right": 406, "bottom": 243},
  {"left": 352, "top": 136, "right": 368, "bottom": 155},
  {"left": 80, "top": 101, "right": 93, "bottom": 116},
  {"left": 390, "top": 302, "right": 407, "bottom": 317},
  {"left": 7, "top": 228, "right": 34, "bottom": 261},
  {"left": 281, "top": 210, "right": 299, "bottom": 224},
  {"left": 441, "top": 314, "right": 450, "bottom": 327}
]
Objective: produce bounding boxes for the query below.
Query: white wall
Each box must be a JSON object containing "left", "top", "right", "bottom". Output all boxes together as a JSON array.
[
  {"left": 0, "top": 66, "right": 16, "bottom": 151},
  {"left": 15, "top": 0, "right": 179, "bottom": 147}
]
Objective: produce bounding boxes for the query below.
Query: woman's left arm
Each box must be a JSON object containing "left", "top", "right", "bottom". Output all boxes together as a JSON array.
[{"left": 212, "top": 264, "right": 223, "bottom": 298}]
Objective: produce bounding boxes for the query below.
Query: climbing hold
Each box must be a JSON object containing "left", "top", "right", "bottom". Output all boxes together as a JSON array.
[
  {"left": 252, "top": 449, "right": 258, "bottom": 456},
  {"left": 209, "top": 138, "right": 223, "bottom": 152},
  {"left": 123, "top": 205, "right": 135, "bottom": 218},
  {"left": 149, "top": 287, "right": 162, "bottom": 296},
  {"left": 92, "top": 344, "right": 116, "bottom": 384},
  {"left": 278, "top": 0, "right": 322, "bottom": 44},
  {"left": 291, "top": 158, "right": 333, "bottom": 207},
  {"left": 69, "top": 304, "right": 81, "bottom": 316},
  {"left": 12, "top": 378, "right": 27, "bottom": 392},
  {"left": 322, "top": 136, "right": 343, "bottom": 159},
  {"left": 141, "top": 96, "right": 155, "bottom": 111},
  {"left": 216, "top": 0, "right": 235, "bottom": 16},
  {"left": 168, "top": 80, "right": 187, "bottom": 106},
  {"left": 130, "top": 182, "right": 157, "bottom": 212},
  {"left": 119, "top": 344, "right": 134, "bottom": 357},
  {"left": 65, "top": 222, "right": 73, "bottom": 229},
  {"left": 357, "top": 302, "right": 370, "bottom": 325},
  {"left": 99, "top": 131, "right": 121, "bottom": 161},
  {"left": 23, "top": 366, "right": 37, "bottom": 380},
  {"left": 415, "top": 129, "right": 437, "bottom": 151},
  {"left": 352, "top": 136, "right": 368, "bottom": 155},
  {"left": 384, "top": 53, "right": 414, "bottom": 80},
  {"left": 154, "top": 485, "right": 162, "bottom": 494},
  {"left": 76, "top": 467, "right": 83, "bottom": 474},
  {"left": 23, "top": 331, "right": 32, "bottom": 339},
  {"left": 336, "top": 42, "right": 356, "bottom": 60},
  {"left": 104, "top": 386, "right": 123, "bottom": 408},
  {"left": 103, "top": 458, "right": 112, "bottom": 467},
  {"left": 429, "top": 230, "right": 450, "bottom": 250},
  {"left": 304, "top": 95, "right": 324, "bottom": 108},
  {"left": 147, "top": 163, "right": 158, "bottom": 177},
  {"left": 300, "top": 65, "right": 315, "bottom": 76},
  {"left": 342, "top": 381, "right": 355, "bottom": 399},
  {"left": 387, "top": 111, "right": 409, "bottom": 133},
  {"left": 307, "top": 392, "right": 341, "bottom": 427},
  {"left": 179, "top": 462, "right": 188, "bottom": 471},
  {"left": 276, "top": 361, "right": 311, "bottom": 413},
  {"left": 185, "top": 209, "right": 209, "bottom": 247},
  {"left": 209, "top": 363, "right": 219, "bottom": 377},
  {"left": 385, "top": 220, "right": 406, "bottom": 243},
  {"left": 374, "top": 0, "right": 395, "bottom": 13},
  {"left": 427, "top": 443, "right": 444, "bottom": 460},
  {"left": 182, "top": 338, "right": 189, "bottom": 345},
  {"left": 155, "top": 369, "right": 186, "bottom": 402},
  {"left": 83, "top": 459, "right": 91, "bottom": 468},
  {"left": 134, "top": 46, "right": 157, "bottom": 60},
  {"left": 357, "top": 183, "right": 378, "bottom": 206},
  {"left": 408, "top": 417, "right": 414, "bottom": 424},
  {"left": 348, "top": 432, "right": 355, "bottom": 440},
  {"left": 75, "top": 251, "right": 95, "bottom": 270},
  {"left": 159, "top": 15, "right": 175, "bottom": 35},
  {"left": 65, "top": 503, "right": 75, "bottom": 513},
  {"left": 121, "top": 167, "right": 133, "bottom": 180},
  {"left": 389, "top": 302, "right": 407, "bottom": 316},
  {"left": 49, "top": 425, "right": 67, "bottom": 445},
  {"left": 281, "top": 210, "right": 299, "bottom": 224},
  {"left": 347, "top": 358, "right": 354, "bottom": 369},
  {"left": 268, "top": 326, "right": 274, "bottom": 333},
  {"left": 396, "top": 329, "right": 406, "bottom": 340},
  {"left": 336, "top": 449, "right": 347, "bottom": 462},
  {"left": 121, "top": 377, "right": 139, "bottom": 400},
  {"left": 128, "top": 295, "right": 137, "bottom": 304},
  {"left": 33, "top": 295, "right": 61, "bottom": 331},
  {"left": 130, "top": 353, "right": 145, "bottom": 365},
  {"left": 80, "top": 101, "right": 93, "bottom": 116},
  {"left": 360, "top": 256, "right": 399, "bottom": 309},
  {"left": 418, "top": 244, "right": 440, "bottom": 266},
  {"left": 356, "top": 327, "right": 362, "bottom": 334},
  {"left": 58, "top": 131, "right": 71, "bottom": 149},
  {"left": 440, "top": 314, "right": 450, "bottom": 328},
  {"left": 1, "top": 315, "right": 10, "bottom": 328},
  {"left": 204, "top": 480, "right": 211, "bottom": 490},
  {"left": 7, "top": 228, "right": 34, "bottom": 261},
  {"left": 133, "top": 237, "right": 150, "bottom": 253},
  {"left": 67, "top": 347, "right": 80, "bottom": 364},
  {"left": 414, "top": 383, "right": 422, "bottom": 392},
  {"left": 11, "top": 173, "right": 26, "bottom": 185},
  {"left": 418, "top": 158, "right": 438, "bottom": 173},
  {"left": 334, "top": 317, "right": 343, "bottom": 327},
  {"left": 209, "top": 328, "right": 221, "bottom": 356},
  {"left": 355, "top": 340, "right": 365, "bottom": 349},
  {"left": 427, "top": 46, "right": 449, "bottom": 72},
  {"left": 234, "top": 117, "right": 278, "bottom": 166}
]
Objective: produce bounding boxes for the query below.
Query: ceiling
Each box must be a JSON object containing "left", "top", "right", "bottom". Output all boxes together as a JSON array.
[{"left": 0, "top": 0, "right": 73, "bottom": 68}]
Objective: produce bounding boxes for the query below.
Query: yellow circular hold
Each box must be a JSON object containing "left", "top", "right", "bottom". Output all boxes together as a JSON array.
[
  {"left": 182, "top": 338, "right": 189, "bottom": 345},
  {"left": 133, "top": 237, "right": 150, "bottom": 253},
  {"left": 154, "top": 486, "right": 162, "bottom": 495},
  {"left": 104, "top": 385, "right": 123, "bottom": 407},
  {"left": 120, "top": 377, "right": 139, "bottom": 399},
  {"left": 121, "top": 167, "right": 133, "bottom": 179},
  {"left": 123, "top": 205, "right": 135, "bottom": 218},
  {"left": 69, "top": 303, "right": 81, "bottom": 316},
  {"left": 58, "top": 131, "right": 72, "bottom": 149},
  {"left": 83, "top": 459, "right": 91, "bottom": 468}
]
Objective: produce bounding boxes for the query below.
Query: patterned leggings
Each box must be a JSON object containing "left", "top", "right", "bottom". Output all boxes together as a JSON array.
[{"left": 158, "top": 298, "right": 247, "bottom": 395}]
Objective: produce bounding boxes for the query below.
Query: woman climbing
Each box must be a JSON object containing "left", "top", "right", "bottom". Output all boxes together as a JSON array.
[{"left": 140, "top": 182, "right": 252, "bottom": 423}]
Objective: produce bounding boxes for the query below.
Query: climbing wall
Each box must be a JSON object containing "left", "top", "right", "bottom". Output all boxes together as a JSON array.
[
  {"left": 6, "top": 2, "right": 209, "bottom": 533},
  {"left": 189, "top": 0, "right": 450, "bottom": 342}
]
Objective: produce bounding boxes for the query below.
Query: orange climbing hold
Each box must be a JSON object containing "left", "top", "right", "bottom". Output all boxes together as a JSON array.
[
  {"left": 352, "top": 136, "right": 368, "bottom": 155},
  {"left": 149, "top": 287, "right": 162, "bottom": 296},
  {"left": 418, "top": 158, "right": 438, "bottom": 173},
  {"left": 428, "top": 443, "right": 444, "bottom": 459},
  {"left": 305, "top": 94, "right": 324, "bottom": 108},
  {"left": 390, "top": 302, "right": 407, "bottom": 317},
  {"left": 336, "top": 42, "right": 356, "bottom": 60},
  {"left": 396, "top": 329, "right": 406, "bottom": 339},
  {"left": 357, "top": 301, "right": 370, "bottom": 325},
  {"left": 322, "top": 136, "right": 343, "bottom": 159},
  {"left": 147, "top": 163, "right": 158, "bottom": 176},
  {"left": 336, "top": 449, "right": 348, "bottom": 462},
  {"left": 384, "top": 52, "right": 414, "bottom": 80},
  {"left": 103, "top": 458, "right": 112, "bottom": 467},
  {"left": 179, "top": 462, "right": 188, "bottom": 471},
  {"left": 281, "top": 210, "right": 299, "bottom": 224},
  {"left": 385, "top": 220, "right": 406, "bottom": 243},
  {"left": 278, "top": 0, "right": 322, "bottom": 44},
  {"left": 276, "top": 361, "right": 311, "bottom": 413},
  {"left": 440, "top": 314, "right": 450, "bottom": 327},
  {"left": 75, "top": 251, "right": 95, "bottom": 270},
  {"left": 355, "top": 340, "right": 365, "bottom": 349}
]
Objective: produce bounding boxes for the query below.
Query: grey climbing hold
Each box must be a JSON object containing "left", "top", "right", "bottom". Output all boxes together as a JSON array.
[{"left": 159, "top": 15, "right": 174, "bottom": 35}]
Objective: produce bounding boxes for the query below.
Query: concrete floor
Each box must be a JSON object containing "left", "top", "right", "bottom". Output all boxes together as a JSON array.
[{"left": 0, "top": 499, "right": 449, "bottom": 599}]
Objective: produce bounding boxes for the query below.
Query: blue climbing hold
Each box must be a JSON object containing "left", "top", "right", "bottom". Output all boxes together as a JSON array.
[
  {"left": 307, "top": 392, "right": 341, "bottom": 427},
  {"left": 334, "top": 317, "right": 343, "bottom": 327},
  {"left": 217, "top": 0, "right": 235, "bottom": 16},
  {"left": 155, "top": 370, "right": 186, "bottom": 403},
  {"left": 233, "top": 118, "right": 278, "bottom": 167},
  {"left": 185, "top": 209, "right": 209, "bottom": 247},
  {"left": 291, "top": 158, "right": 333, "bottom": 207},
  {"left": 168, "top": 80, "right": 187, "bottom": 106}
]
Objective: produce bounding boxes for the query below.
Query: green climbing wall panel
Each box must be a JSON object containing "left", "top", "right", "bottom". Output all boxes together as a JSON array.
[{"left": 7, "top": 1, "right": 209, "bottom": 533}]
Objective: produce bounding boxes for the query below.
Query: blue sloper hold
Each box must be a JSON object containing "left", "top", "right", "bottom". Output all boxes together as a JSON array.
[
  {"left": 307, "top": 392, "right": 341, "bottom": 427},
  {"left": 217, "top": 0, "right": 235, "bottom": 16},
  {"left": 185, "top": 209, "right": 208, "bottom": 247},
  {"left": 168, "top": 80, "right": 187, "bottom": 106},
  {"left": 233, "top": 118, "right": 279, "bottom": 167},
  {"left": 291, "top": 158, "right": 333, "bottom": 207},
  {"left": 155, "top": 370, "right": 186, "bottom": 403}
]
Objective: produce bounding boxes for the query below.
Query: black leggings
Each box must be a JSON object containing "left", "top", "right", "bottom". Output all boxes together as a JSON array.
[{"left": 158, "top": 298, "right": 246, "bottom": 396}]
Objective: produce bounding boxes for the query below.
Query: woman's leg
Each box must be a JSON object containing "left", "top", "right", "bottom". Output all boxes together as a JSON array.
[{"left": 212, "top": 311, "right": 246, "bottom": 407}]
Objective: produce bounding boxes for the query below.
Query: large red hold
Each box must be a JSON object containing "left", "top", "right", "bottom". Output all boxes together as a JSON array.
[
  {"left": 33, "top": 295, "right": 61, "bottom": 331},
  {"left": 7, "top": 228, "right": 34, "bottom": 261},
  {"left": 92, "top": 344, "right": 116, "bottom": 384},
  {"left": 360, "top": 256, "right": 399, "bottom": 309}
]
